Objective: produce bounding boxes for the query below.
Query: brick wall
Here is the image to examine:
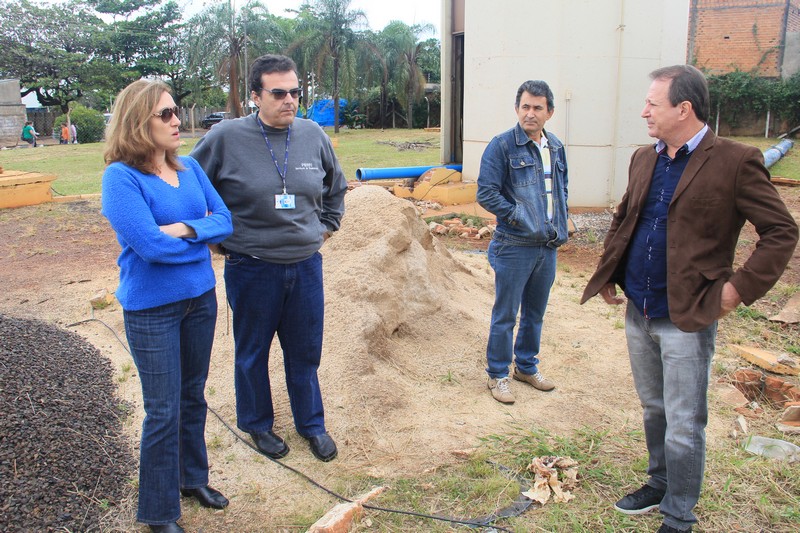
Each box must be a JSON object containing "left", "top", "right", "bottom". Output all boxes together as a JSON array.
[{"left": 690, "top": 0, "right": 799, "bottom": 76}]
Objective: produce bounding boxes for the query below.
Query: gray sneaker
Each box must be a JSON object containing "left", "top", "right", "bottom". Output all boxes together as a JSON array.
[
  {"left": 513, "top": 367, "right": 555, "bottom": 391},
  {"left": 487, "top": 376, "right": 515, "bottom": 404}
]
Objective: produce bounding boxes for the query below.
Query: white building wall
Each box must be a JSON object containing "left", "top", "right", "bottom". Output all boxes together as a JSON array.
[{"left": 446, "top": 0, "right": 689, "bottom": 207}]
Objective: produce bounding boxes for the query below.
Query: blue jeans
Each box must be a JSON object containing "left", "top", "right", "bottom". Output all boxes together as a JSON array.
[
  {"left": 123, "top": 288, "right": 217, "bottom": 525},
  {"left": 224, "top": 251, "right": 327, "bottom": 438},
  {"left": 485, "top": 239, "right": 557, "bottom": 378},
  {"left": 625, "top": 303, "right": 717, "bottom": 530}
]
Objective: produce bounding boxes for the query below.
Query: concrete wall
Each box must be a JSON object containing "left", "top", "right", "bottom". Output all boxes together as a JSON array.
[
  {"left": 441, "top": 0, "right": 690, "bottom": 208},
  {"left": 0, "top": 79, "right": 26, "bottom": 149}
]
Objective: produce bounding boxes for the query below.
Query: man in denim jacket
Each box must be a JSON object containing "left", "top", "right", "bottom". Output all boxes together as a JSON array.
[{"left": 477, "top": 79, "right": 569, "bottom": 404}]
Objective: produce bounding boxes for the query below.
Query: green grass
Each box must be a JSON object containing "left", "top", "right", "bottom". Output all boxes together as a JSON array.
[
  {"left": 345, "top": 425, "right": 799, "bottom": 532},
  {"left": 730, "top": 136, "right": 800, "bottom": 180},
  {"left": 0, "top": 129, "right": 441, "bottom": 196}
]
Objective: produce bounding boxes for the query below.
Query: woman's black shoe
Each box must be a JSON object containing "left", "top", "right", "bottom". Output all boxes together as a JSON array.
[
  {"left": 180, "top": 485, "right": 229, "bottom": 509},
  {"left": 149, "top": 523, "right": 184, "bottom": 533}
]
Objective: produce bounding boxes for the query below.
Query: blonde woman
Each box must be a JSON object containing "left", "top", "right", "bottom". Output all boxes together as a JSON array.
[{"left": 102, "top": 80, "right": 232, "bottom": 533}]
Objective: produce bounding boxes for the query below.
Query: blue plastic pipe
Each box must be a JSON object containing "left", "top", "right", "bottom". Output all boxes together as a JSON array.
[
  {"left": 355, "top": 164, "right": 463, "bottom": 181},
  {"left": 763, "top": 139, "right": 793, "bottom": 168}
]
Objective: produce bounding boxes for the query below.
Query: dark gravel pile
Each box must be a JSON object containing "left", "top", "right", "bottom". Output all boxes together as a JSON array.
[{"left": 0, "top": 314, "right": 136, "bottom": 532}]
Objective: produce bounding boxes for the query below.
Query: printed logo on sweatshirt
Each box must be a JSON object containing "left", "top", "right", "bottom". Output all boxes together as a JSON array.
[{"left": 295, "top": 162, "right": 320, "bottom": 171}]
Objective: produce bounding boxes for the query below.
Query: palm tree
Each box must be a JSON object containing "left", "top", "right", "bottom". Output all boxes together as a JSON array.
[
  {"left": 395, "top": 23, "right": 435, "bottom": 128},
  {"left": 289, "top": 0, "right": 365, "bottom": 133},
  {"left": 363, "top": 27, "right": 400, "bottom": 129},
  {"left": 187, "top": 1, "right": 276, "bottom": 117}
]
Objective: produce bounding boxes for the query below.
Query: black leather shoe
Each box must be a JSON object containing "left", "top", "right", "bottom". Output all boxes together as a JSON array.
[
  {"left": 180, "top": 485, "right": 229, "bottom": 509},
  {"left": 306, "top": 433, "right": 337, "bottom": 462},
  {"left": 250, "top": 430, "right": 289, "bottom": 459},
  {"left": 149, "top": 523, "right": 184, "bottom": 533}
]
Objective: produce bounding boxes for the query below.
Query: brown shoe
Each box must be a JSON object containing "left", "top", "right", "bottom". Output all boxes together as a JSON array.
[
  {"left": 488, "top": 376, "right": 515, "bottom": 404},
  {"left": 513, "top": 367, "right": 555, "bottom": 391}
]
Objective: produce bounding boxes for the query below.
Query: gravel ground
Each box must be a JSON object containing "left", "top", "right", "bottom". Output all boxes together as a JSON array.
[
  {"left": 569, "top": 210, "right": 614, "bottom": 246},
  {"left": 0, "top": 314, "right": 136, "bottom": 532}
]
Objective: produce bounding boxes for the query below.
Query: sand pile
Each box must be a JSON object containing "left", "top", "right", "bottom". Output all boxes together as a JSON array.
[
  {"left": 319, "top": 186, "right": 498, "bottom": 472},
  {"left": 324, "top": 185, "right": 482, "bottom": 357}
]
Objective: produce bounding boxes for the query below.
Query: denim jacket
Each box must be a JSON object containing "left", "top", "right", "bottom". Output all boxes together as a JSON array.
[{"left": 477, "top": 123, "right": 569, "bottom": 247}]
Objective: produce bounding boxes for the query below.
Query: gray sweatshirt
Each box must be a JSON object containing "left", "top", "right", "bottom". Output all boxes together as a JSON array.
[{"left": 190, "top": 113, "right": 347, "bottom": 263}]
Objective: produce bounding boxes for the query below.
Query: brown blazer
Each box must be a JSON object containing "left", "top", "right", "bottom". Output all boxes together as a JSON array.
[{"left": 581, "top": 130, "right": 798, "bottom": 332}]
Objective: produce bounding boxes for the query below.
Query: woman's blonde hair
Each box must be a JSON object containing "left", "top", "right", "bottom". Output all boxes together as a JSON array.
[{"left": 103, "top": 79, "right": 183, "bottom": 174}]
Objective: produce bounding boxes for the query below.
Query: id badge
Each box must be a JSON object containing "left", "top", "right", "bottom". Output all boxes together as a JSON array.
[{"left": 275, "top": 194, "right": 296, "bottom": 210}]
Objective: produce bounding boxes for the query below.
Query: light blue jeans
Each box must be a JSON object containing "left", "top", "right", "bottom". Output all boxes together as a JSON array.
[
  {"left": 625, "top": 302, "right": 717, "bottom": 530},
  {"left": 485, "top": 239, "right": 557, "bottom": 378},
  {"left": 123, "top": 288, "right": 217, "bottom": 525}
]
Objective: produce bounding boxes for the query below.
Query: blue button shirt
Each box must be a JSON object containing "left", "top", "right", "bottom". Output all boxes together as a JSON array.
[{"left": 624, "top": 126, "right": 708, "bottom": 319}]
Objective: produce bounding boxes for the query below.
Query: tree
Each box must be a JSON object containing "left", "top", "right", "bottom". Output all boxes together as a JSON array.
[
  {"left": 395, "top": 23, "right": 435, "bottom": 129},
  {"left": 0, "top": 0, "right": 185, "bottom": 112},
  {"left": 94, "top": 0, "right": 183, "bottom": 78},
  {"left": 416, "top": 38, "right": 441, "bottom": 84},
  {"left": 187, "top": 1, "right": 279, "bottom": 117},
  {"left": 290, "top": 0, "right": 365, "bottom": 133},
  {"left": 0, "top": 0, "right": 111, "bottom": 112},
  {"left": 362, "top": 27, "right": 399, "bottom": 129}
]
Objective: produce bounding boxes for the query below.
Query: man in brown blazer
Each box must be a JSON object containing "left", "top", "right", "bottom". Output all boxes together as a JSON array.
[{"left": 581, "top": 65, "right": 797, "bottom": 533}]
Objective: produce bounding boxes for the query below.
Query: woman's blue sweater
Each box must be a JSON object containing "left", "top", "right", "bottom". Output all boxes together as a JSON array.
[{"left": 102, "top": 156, "right": 232, "bottom": 311}]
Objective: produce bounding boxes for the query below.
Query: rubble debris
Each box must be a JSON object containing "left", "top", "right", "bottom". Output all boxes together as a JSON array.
[
  {"left": 90, "top": 287, "right": 114, "bottom": 309},
  {"left": 427, "top": 216, "right": 494, "bottom": 241},
  {"left": 376, "top": 140, "right": 437, "bottom": 151},
  {"left": 729, "top": 368, "right": 800, "bottom": 407},
  {"left": 307, "top": 486, "right": 386, "bottom": 533},
  {"left": 777, "top": 403, "right": 800, "bottom": 434},
  {"left": 768, "top": 293, "right": 800, "bottom": 324},
  {"left": 713, "top": 380, "right": 749, "bottom": 407},
  {"left": 728, "top": 344, "right": 799, "bottom": 375}
]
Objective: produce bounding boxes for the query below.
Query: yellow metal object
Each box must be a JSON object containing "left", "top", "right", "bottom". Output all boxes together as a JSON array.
[
  {"left": 0, "top": 170, "right": 57, "bottom": 209},
  {"left": 392, "top": 168, "right": 477, "bottom": 206}
]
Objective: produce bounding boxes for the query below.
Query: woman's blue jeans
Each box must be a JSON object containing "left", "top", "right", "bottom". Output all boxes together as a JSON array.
[
  {"left": 625, "top": 302, "right": 717, "bottom": 530},
  {"left": 224, "top": 251, "right": 326, "bottom": 438},
  {"left": 486, "top": 239, "right": 557, "bottom": 378},
  {"left": 123, "top": 288, "right": 216, "bottom": 525}
]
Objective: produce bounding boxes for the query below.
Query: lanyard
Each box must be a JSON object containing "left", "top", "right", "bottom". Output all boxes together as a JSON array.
[{"left": 255, "top": 115, "right": 291, "bottom": 194}]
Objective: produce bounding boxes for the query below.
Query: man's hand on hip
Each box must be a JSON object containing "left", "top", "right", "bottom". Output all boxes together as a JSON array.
[{"left": 718, "top": 281, "right": 742, "bottom": 319}]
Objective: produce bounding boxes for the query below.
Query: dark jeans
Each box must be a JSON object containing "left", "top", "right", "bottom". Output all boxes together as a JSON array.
[
  {"left": 224, "top": 251, "right": 327, "bottom": 438},
  {"left": 123, "top": 288, "right": 216, "bottom": 525}
]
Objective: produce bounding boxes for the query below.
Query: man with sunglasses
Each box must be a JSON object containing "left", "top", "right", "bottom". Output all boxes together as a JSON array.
[{"left": 191, "top": 54, "right": 347, "bottom": 463}]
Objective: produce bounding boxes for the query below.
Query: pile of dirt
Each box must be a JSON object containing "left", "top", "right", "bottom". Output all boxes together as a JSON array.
[
  {"left": 316, "top": 186, "right": 499, "bottom": 473},
  {"left": 0, "top": 313, "right": 135, "bottom": 532}
]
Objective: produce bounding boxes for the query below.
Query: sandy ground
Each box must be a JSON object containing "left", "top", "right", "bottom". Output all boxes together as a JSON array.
[{"left": 0, "top": 184, "right": 797, "bottom": 531}]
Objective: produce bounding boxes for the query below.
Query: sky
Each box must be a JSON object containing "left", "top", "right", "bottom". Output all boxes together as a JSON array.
[{"left": 180, "top": 0, "right": 441, "bottom": 35}]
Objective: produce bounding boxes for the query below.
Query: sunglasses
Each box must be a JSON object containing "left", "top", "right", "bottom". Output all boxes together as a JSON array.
[
  {"left": 261, "top": 88, "right": 303, "bottom": 100},
  {"left": 152, "top": 106, "right": 179, "bottom": 122}
]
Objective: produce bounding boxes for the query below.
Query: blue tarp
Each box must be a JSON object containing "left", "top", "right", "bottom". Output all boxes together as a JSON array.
[{"left": 307, "top": 98, "right": 347, "bottom": 127}]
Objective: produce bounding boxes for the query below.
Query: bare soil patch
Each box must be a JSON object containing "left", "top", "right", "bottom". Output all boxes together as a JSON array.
[{"left": 0, "top": 184, "right": 797, "bottom": 532}]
